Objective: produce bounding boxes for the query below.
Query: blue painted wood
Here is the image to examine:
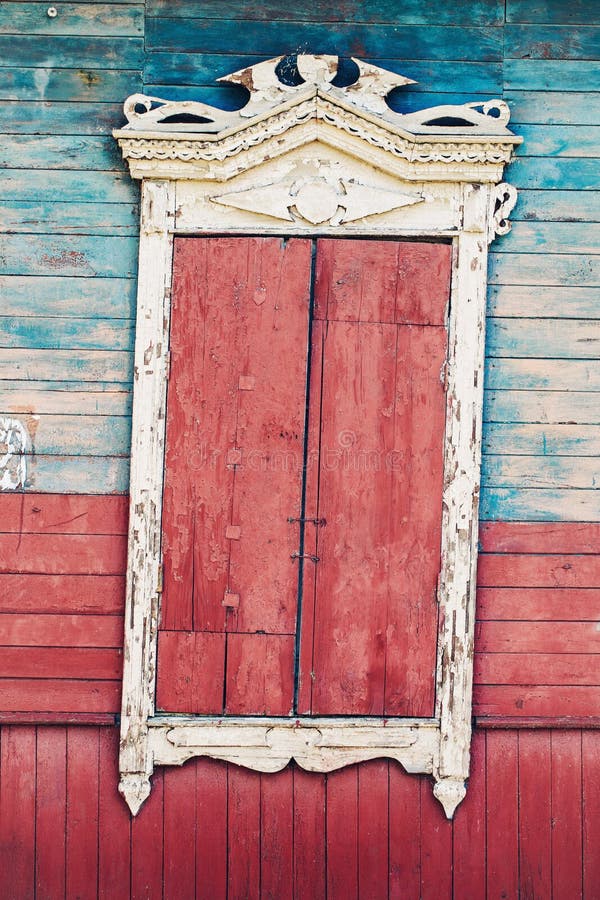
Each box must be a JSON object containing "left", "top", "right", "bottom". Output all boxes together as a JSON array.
[
  {"left": 0, "top": 202, "right": 139, "bottom": 236},
  {"left": 0, "top": 276, "right": 137, "bottom": 319},
  {"left": 0, "top": 349, "right": 133, "bottom": 383},
  {"left": 10, "top": 379, "right": 131, "bottom": 393},
  {"left": 505, "top": 60, "right": 600, "bottom": 92},
  {"left": 17, "top": 414, "right": 130, "bottom": 456},
  {"left": 24, "top": 455, "right": 129, "bottom": 494},
  {"left": 147, "top": 0, "right": 504, "bottom": 26},
  {"left": 507, "top": 91, "right": 598, "bottom": 126},
  {"left": 513, "top": 191, "right": 600, "bottom": 223},
  {"left": 0, "top": 35, "right": 144, "bottom": 68},
  {"left": 144, "top": 54, "right": 503, "bottom": 94},
  {"left": 0, "top": 235, "right": 138, "bottom": 278},
  {"left": 0, "top": 171, "right": 136, "bottom": 203},
  {"left": 0, "top": 101, "right": 127, "bottom": 134},
  {"left": 488, "top": 286, "right": 600, "bottom": 319},
  {"left": 506, "top": 0, "right": 598, "bottom": 25},
  {"left": 485, "top": 359, "right": 600, "bottom": 392},
  {"left": 486, "top": 319, "right": 600, "bottom": 359},
  {"left": 0, "top": 317, "right": 134, "bottom": 351},
  {"left": 145, "top": 19, "right": 504, "bottom": 61},
  {"left": 0, "top": 387, "right": 131, "bottom": 417},
  {"left": 489, "top": 254, "right": 600, "bottom": 287},
  {"left": 507, "top": 158, "right": 600, "bottom": 191},
  {"left": 0, "top": 3, "right": 144, "bottom": 36},
  {"left": 0, "top": 68, "right": 141, "bottom": 102},
  {"left": 480, "top": 488, "right": 600, "bottom": 521},
  {"left": 483, "top": 424, "right": 600, "bottom": 456},
  {"left": 482, "top": 455, "right": 600, "bottom": 489},
  {"left": 0, "top": 136, "right": 124, "bottom": 171},
  {"left": 506, "top": 25, "right": 600, "bottom": 60},
  {"left": 515, "top": 125, "right": 600, "bottom": 158},
  {"left": 496, "top": 222, "right": 600, "bottom": 254},
  {"left": 484, "top": 390, "right": 600, "bottom": 424}
]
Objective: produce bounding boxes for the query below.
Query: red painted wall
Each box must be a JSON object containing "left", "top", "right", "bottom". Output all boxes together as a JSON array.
[
  {"left": 1, "top": 494, "right": 599, "bottom": 897},
  {"left": 1, "top": 725, "right": 598, "bottom": 899}
]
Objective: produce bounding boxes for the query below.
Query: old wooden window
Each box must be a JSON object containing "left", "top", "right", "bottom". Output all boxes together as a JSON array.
[
  {"left": 156, "top": 236, "right": 451, "bottom": 720},
  {"left": 114, "top": 55, "right": 521, "bottom": 818}
]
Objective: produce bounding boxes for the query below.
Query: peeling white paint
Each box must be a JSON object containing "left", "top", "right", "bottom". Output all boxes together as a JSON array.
[{"left": 0, "top": 416, "right": 28, "bottom": 490}]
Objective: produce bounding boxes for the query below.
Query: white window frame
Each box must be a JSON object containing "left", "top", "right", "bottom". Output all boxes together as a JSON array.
[{"left": 114, "top": 55, "right": 521, "bottom": 818}]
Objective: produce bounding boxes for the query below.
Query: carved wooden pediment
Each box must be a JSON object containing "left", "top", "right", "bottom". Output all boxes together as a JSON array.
[
  {"left": 115, "top": 55, "right": 521, "bottom": 819},
  {"left": 114, "top": 54, "right": 521, "bottom": 185}
]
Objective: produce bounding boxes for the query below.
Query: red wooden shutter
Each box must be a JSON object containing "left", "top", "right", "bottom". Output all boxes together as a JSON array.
[
  {"left": 157, "top": 236, "right": 452, "bottom": 719},
  {"left": 157, "top": 236, "right": 312, "bottom": 714},
  {"left": 298, "top": 240, "right": 451, "bottom": 716}
]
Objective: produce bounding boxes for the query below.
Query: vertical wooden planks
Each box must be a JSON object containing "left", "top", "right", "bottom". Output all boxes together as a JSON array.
[
  {"left": 452, "top": 731, "right": 486, "bottom": 898},
  {"left": 420, "top": 777, "right": 452, "bottom": 900},
  {"left": 35, "top": 727, "right": 67, "bottom": 900},
  {"left": 0, "top": 726, "right": 36, "bottom": 900},
  {"left": 98, "top": 728, "right": 131, "bottom": 900},
  {"left": 551, "top": 730, "right": 583, "bottom": 899},
  {"left": 156, "top": 631, "right": 225, "bottom": 714},
  {"left": 326, "top": 766, "right": 359, "bottom": 900},
  {"left": 384, "top": 324, "right": 447, "bottom": 717},
  {"left": 163, "top": 761, "right": 197, "bottom": 900},
  {"left": 196, "top": 760, "right": 228, "bottom": 900},
  {"left": 161, "top": 236, "right": 238, "bottom": 633},
  {"left": 131, "top": 768, "right": 164, "bottom": 900},
  {"left": 228, "top": 766, "right": 261, "bottom": 900},
  {"left": 227, "top": 238, "right": 311, "bottom": 637},
  {"left": 485, "top": 731, "right": 519, "bottom": 900},
  {"left": 225, "top": 633, "right": 295, "bottom": 715},
  {"left": 305, "top": 239, "right": 449, "bottom": 716},
  {"left": 293, "top": 768, "right": 326, "bottom": 900},
  {"left": 389, "top": 764, "right": 421, "bottom": 900},
  {"left": 519, "top": 731, "right": 552, "bottom": 898},
  {"left": 308, "top": 319, "right": 398, "bottom": 715},
  {"left": 582, "top": 731, "right": 600, "bottom": 897},
  {"left": 357, "top": 760, "right": 389, "bottom": 900},
  {"left": 66, "top": 727, "right": 100, "bottom": 900},
  {"left": 261, "top": 768, "right": 294, "bottom": 900},
  {"left": 160, "top": 236, "right": 311, "bottom": 715}
]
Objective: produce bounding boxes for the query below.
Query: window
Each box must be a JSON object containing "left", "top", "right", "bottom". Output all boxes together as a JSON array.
[{"left": 114, "top": 55, "right": 520, "bottom": 818}]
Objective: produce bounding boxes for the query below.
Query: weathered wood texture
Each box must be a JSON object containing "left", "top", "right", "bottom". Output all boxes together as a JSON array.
[
  {"left": 1, "top": 0, "right": 598, "bottom": 522},
  {"left": 475, "top": 521, "right": 600, "bottom": 718},
  {"left": 158, "top": 238, "right": 450, "bottom": 717},
  {"left": 0, "top": 723, "right": 597, "bottom": 899},
  {"left": 0, "top": 1, "right": 140, "bottom": 499},
  {"left": 300, "top": 240, "right": 449, "bottom": 717},
  {"left": 1, "top": 496, "right": 598, "bottom": 724},
  {"left": 0, "top": 493, "right": 126, "bottom": 717}
]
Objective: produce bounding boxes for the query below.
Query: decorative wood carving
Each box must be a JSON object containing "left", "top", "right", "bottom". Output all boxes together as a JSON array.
[
  {"left": 212, "top": 175, "right": 424, "bottom": 225},
  {"left": 114, "top": 54, "right": 522, "bottom": 820}
]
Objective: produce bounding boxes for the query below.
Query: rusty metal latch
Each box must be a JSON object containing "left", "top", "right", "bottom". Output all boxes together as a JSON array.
[
  {"left": 287, "top": 516, "right": 327, "bottom": 527},
  {"left": 290, "top": 552, "right": 320, "bottom": 563}
]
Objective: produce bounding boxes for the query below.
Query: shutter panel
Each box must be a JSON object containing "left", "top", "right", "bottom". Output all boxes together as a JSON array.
[
  {"left": 157, "top": 236, "right": 451, "bottom": 718},
  {"left": 298, "top": 239, "right": 451, "bottom": 716},
  {"left": 157, "top": 236, "right": 312, "bottom": 714}
]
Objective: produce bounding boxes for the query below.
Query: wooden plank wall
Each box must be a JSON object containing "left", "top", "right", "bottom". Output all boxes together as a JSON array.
[
  {"left": 0, "top": 1, "right": 142, "bottom": 494},
  {"left": 1, "top": 2, "right": 600, "bottom": 895},
  {"left": 1, "top": 724, "right": 599, "bottom": 899},
  {"left": 0, "top": 0, "right": 598, "bottom": 521},
  {"left": 2, "top": 495, "right": 599, "bottom": 725}
]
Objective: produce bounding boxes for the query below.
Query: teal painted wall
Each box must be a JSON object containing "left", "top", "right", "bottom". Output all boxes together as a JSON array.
[{"left": 1, "top": 0, "right": 599, "bottom": 519}]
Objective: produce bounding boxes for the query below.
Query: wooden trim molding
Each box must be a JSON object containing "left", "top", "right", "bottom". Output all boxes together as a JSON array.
[{"left": 114, "top": 55, "right": 521, "bottom": 818}]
